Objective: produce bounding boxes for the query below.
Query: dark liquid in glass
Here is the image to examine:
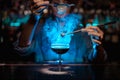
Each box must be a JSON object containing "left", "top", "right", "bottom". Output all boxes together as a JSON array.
[{"left": 51, "top": 48, "right": 69, "bottom": 54}]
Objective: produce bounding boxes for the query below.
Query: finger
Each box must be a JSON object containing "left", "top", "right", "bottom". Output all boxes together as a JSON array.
[
  {"left": 32, "top": 1, "right": 49, "bottom": 7},
  {"left": 90, "top": 27, "right": 104, "bottom": 39},
  {"left": 81, "top": 28, "right": 103, "bottom": 39},
  {"left": 32, "top": 7, "right": 42, "bottom": 14},
  {"left": 87, "top": 26, "right": 103, "bottom": 34},
  {"left": 81, "top": 28, "right": 95, "bottom": 32},
  {"left": 33, "top": 0, "right": 43, "bottom": 3},
  {"left": 83, "top": 26, "right": 104, "bottom": 39},
  {"left": 36, "top": 1, "right": 49, "bottom": 6},
  {"left": 92, "top": 39, "right": 102, "bottom": 45},
  {"left": 31, "top": 1, "right": 49, "bottom": 14},
  {"left": 88, "top": 32, "right": 103, "bottom": 39},
  {"left": 81, "top": 26, "right": 100, "bottom": 32},
  {"left": 31, "top": 4, "right": 46, "bottom": 10}
]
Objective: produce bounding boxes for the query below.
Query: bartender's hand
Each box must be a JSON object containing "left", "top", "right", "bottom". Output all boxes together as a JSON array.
[
  {"left": 81, "top": 26, "right": 104, "bottom": 45},
  {"left": 31, "top": 0, "right": 49, "bottom": 14}
]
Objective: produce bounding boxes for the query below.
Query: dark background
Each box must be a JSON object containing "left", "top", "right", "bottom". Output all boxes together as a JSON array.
[{"left": 0, "top": 0, "right": 120, "bottom": 64}]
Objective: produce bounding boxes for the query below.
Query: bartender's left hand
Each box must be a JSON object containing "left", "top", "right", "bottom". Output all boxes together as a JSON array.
[{"left": 81, "top": 26, "right": 104, "bottom": 45}]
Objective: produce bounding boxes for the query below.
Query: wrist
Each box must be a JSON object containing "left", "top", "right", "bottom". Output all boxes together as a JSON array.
[{"left": 34, "top": 14, "right": 41, "bottom": 21}]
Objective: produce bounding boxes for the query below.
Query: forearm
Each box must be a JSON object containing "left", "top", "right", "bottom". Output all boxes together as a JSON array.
[
  {"left": 94, "top": 45, "right": 107, "bottom": 62},
  {"left": 13, "top": 40, "right": 34, "bottom": 56},
  {"left": 88, "top": 45, "right": 107, "bottom": 63},
  {"left": 18, "top": 14, "right": 41, "bottom": 47}
]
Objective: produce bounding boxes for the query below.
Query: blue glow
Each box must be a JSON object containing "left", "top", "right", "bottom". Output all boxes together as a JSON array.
[
  {"left": 30, "top": 13, "right": 97, "bottom": 63},
  {"left": 17, "top": 15, "right": 30, "bottom": 24},
  {"left": 40, "top": 13, "right": 83, "bottom": 62},
  {"left": 93, "top": 15, "right": 99, "bottom": 26},
  {"left": 43, "top": 14, "right": 81, "bottom": 45},
  {"left": 51, "top": 44, "right": 69, "bottom": 49},
  {"left": 10, "top": 22, "right": 21, "bottom": 27},
  {"left": 92, "top": 23, "right": 99, "bottom": 26},
  {"left": 105, "top": 15, "right": 111, "bottom": 29}
]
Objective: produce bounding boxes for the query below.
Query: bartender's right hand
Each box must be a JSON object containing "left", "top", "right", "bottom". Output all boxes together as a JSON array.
[{"left": 31, "top": 0, "right": 50, "bottom": 14}]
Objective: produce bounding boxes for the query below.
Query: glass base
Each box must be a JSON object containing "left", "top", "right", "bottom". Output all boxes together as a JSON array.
[
  {"left": 49, "top": 67, "right": 70, "bottom": 75},
  {"left": 39, "top": 66, "right": 74, "bottom": 75}
]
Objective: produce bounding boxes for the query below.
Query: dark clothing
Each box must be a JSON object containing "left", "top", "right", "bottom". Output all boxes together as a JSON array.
[{"left": 15, "top": 13, "right": 107, "bottom": 63}]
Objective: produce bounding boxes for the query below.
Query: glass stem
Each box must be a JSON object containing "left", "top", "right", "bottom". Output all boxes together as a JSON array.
[{"left": 58, "top": 54, "right": 62, "bottom": 71}]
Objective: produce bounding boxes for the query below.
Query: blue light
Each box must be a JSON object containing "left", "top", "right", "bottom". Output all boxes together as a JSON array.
[
  {"left": 40, "top": 13, "right": 82, "bottom": 62},
  {"left": 32, "top": 13, "right": 98, "bottom": 63},
  {"left": 51, "top": 44, "right": 69, "bottom": 49},
  {"left": 10, "top": 22, "right": 20, "bottom": 27}
]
